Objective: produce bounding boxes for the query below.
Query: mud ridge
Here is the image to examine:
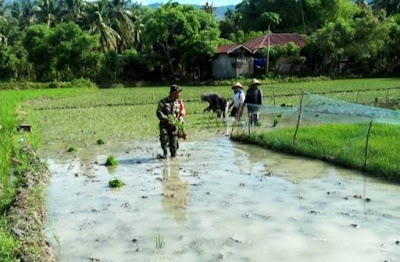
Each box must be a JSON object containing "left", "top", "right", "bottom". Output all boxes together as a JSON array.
[{"left": 7, "top": 146, "right": 55, "bottom": 262}]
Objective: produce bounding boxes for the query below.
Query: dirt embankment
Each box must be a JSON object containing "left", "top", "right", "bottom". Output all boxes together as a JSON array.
[{"left": 7, "top": 146, "right": 55, "bottom": 262}]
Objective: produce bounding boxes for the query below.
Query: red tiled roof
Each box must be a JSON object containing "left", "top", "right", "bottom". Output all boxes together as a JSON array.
[
  {"left": 216, "top": 44, "right": 252, "bottom": 54},
  {"left": 244, "top": 33, "right": 305, "bottom": 51}
]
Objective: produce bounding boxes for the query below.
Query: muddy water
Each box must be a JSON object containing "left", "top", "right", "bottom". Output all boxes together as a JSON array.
[{"left": 44, "top": 138, "right": 400, "bottom": 262}]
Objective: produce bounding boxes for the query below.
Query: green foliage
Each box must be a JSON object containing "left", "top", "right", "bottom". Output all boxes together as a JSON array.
[
  {"left": 105, "top": 155, "right": 118, "bottom": 166},
  {"left": 23, "top": 23, "right": 103, "bottom": 82},
  {"left": 259, "top": 42, "right": 306, "bottom": 72},
  {"left": 108, "top": 178, "right": 125, "bottom": 188},
  {"left": 143, "top": 3, "right": 220, "bottom": 79},
  {"left": 0, "top": 218, "right": 19, "bottom": 262},
  {"left": 97, "top": 139, "right": 105, "bottom": 145}
]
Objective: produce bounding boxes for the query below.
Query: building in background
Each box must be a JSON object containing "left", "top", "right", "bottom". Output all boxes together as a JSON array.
[{"left": 213, "top": 33, "right": 305, "bottom": 78}]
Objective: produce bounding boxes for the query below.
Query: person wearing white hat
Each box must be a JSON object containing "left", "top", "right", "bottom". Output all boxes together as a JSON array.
[
  {"left": 229, "top": 82, "right": 245, "bottom": 120},
  {"left": 245, "top": 79, "right": 263, "bottom": 125}
]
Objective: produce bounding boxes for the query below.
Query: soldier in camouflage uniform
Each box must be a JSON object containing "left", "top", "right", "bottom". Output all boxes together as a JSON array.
[{"left": 156, "top": 84, "right": 183, "bottom": 158}]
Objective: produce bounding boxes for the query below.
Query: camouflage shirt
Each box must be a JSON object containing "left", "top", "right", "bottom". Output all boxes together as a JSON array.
[{"left": 156, "top": 96, "right": 181, "bottom": 126}]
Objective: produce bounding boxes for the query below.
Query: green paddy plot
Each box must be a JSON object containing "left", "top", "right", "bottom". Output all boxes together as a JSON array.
[
  {"left": 234, "top": 123, "right": 400, "bottom": 181},
  {"left": 2, "top": 78, "right": 400, "bottom": 187}
]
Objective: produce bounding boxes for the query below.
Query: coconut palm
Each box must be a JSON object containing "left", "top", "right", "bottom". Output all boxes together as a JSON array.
[
  {"left": 32, "top": 0, "right": 58, "bottom": 27},
  {"left": 202, "top": 1, "right": 216, "bottom": 15},
  {"left": 109, "top": 0, "right": 135, "bottom": 50},
  {"left": 372, "top": 0, "right": 400, "bottom": 15},
  {"left": 8, "top": 0, "right": 37, "bottom": 28},
  {"left": 0, "top": 0, "right": 6, "bottom": 23},
  {"left": 84, "top": 0, "right": 120, "bottom": 51},
  {"left": 59, "top": 0, "right": 86, "bottom": 23}
]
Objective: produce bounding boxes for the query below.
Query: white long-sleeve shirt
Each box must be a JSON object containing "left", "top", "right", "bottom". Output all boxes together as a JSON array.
[{"left": 232, "top": 90, "right": 245, "bottom": 108}]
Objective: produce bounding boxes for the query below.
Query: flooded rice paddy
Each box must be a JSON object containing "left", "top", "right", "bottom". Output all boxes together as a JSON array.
[{"left": 43, "top": 138, "right": 400, "bottom": 262}]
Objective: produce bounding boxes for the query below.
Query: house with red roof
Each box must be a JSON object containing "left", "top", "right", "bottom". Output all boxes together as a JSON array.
[{"left": 212, "top": 33, "right": 305, "bottom": 79}]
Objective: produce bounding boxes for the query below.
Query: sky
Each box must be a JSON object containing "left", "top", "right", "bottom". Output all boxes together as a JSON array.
[{"left": 137, "top": 0, "right": 241, "bottom": 6}]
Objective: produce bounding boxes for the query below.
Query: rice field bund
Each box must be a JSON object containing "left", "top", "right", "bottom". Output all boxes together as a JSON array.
[{"left": 1, "top": 78, "right": 400, "bottom": 262}]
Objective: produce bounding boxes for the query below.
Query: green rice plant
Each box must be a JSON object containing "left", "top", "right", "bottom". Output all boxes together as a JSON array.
[
  {"left": 66, "top": 147, "right": 77, "bottom": 153},
  {"left": 155, "top": 232, "right": 164, "bottom": 249},
  {"left": 0, "top": 218, "right": 19, "bottom": 262},
  {"left": 108, "top": 178, "right": 125, "bottom": 188},
  {"left": 272, "top": 118, "right": 280, "bottom": 127},
  {"left": 234, "top": 123, "right": 400, "bottom": 181},
  {"left": 105, "top": 156, "right": 118, "bottom": 166}
]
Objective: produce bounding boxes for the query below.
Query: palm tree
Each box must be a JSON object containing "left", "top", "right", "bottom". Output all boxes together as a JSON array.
[
  {"left": 20, "top": 0, "right": 37, "bottom": 27},
  {"left": 262, "top": 12, "right": 281, "bottom": 72},
  {"left": 59, "top": 0, "right": 86, "bottom": 23},
  {"left": 130, "top": 5, "right": 144, "bottom": 48},
  {"left": 0, "top": 0, "right": 6, "bottom": 23},
  {"left": 32, "top": 0, "right": 58, "bottom": 27},
  {"left": 8, "top": 0, "right": 37, "bottom": 28},
  {"left": 356, "top": 0, "right": 367, "bottom": 8},
  {"left": 372, "top": 0, "right": 400, "bottom": 15},
  {"left": 202, "top": 1, "right": 216, "bottom": 15},
  {"left": 109, "top": 0, "right": 135, "bottom": 51},
  {"left": 84, "top": 0, "right": 120, "bottom": 51}
]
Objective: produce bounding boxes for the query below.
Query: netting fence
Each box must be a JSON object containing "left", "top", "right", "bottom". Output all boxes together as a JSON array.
[{"left": 231, "top": 93, "right": 400, "bottom": 179}]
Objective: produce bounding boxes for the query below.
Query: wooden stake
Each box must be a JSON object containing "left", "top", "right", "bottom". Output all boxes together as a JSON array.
[
  {"left": 386, "top": 89, "right": 390, "bottom": 100},
  {"left": 364, "top": 121, "right": 373, "bottom": 170},
  {"left": 273, "top": 91, "right": 276, "bottom": 106},
  {"left": 292, "top": 92, "right": 305, "bottom": 147}
]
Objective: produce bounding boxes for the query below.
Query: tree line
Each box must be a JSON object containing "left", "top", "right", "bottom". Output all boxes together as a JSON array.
[{"left": 0, "top": 0, "right": 399, "bottom": 83}]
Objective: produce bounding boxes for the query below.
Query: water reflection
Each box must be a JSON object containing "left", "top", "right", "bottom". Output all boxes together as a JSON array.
[{"left": 161, "top": 159, "right": 189, "bottom": 223}]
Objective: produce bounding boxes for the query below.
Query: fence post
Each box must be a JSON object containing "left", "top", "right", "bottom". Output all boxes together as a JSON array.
[
  {"left": 248, "top": 110, "right": 251, "bottom": 137},
  {"left": 272, "top": 91, "right": 276, "bottom": 106},
  {"left": 292, "top": 92, "right": 305, "bottom": 147},
  {"left": 363, "top": 121, "right": 373, "bottom": 170}
]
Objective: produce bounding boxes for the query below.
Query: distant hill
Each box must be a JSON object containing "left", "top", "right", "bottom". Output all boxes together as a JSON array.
[{"left": 145, "top": 3, "right": 235, "bottom": 20}]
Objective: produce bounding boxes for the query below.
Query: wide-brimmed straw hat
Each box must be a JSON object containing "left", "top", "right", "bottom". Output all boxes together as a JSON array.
[
  {"left": 231, "top": 82, "right": 244, "bottom": 89},
  {"left": 249, "top": 78, "right": 261, "bottom": 87}
]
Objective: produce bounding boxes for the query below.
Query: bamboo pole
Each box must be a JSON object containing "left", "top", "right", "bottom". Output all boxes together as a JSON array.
[
  {"left": 273, "top": 91, "right": 276, "bottom": 106},
  {"left": 363, "top": 121, "right": 373, "bottom": 170},
  {"left": 248, "top": 110, "right": 251, "bottom": 137},
  {"left": 292, "top": 92, "right": 305, "bottom": 147}
]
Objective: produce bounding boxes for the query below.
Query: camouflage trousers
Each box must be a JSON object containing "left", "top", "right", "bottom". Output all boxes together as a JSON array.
[{"left": 159, "top": 125, "right": 179, "bottom": 157}]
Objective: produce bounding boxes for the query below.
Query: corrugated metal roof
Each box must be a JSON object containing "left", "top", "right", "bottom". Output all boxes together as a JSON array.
[
  {"left": 216, "top": 44, "right": 253, "bottom": 54},
  {"left": 216, "top": 44, "right": 240, "bottom": 54},
  {"left": 244, "top": 33, "right": 305, "bottom": 51},
  {"left": 216, "top": 33, "right": 306, "bottom": 54}
]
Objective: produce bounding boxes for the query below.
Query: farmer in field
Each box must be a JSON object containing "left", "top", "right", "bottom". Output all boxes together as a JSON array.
[
  {"left": 245, "top": 78, "right": 263, "bottom": 125},
  {"left": 156, "top": 84, "right": 186, "bottom": 159},
  {"left": 229, "top": 82, "right": 245, "bottom": 120},
  {"left": 201, "top": 92, "right": 228, "bottom": 118}
]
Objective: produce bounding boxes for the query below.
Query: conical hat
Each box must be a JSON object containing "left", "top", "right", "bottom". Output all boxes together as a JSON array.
[
  {"left": 232, "top": 82, "right": 243, "bottom": 89},
  {"left": 249, "top": 78, "right": 261, "bottom": 87}
]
